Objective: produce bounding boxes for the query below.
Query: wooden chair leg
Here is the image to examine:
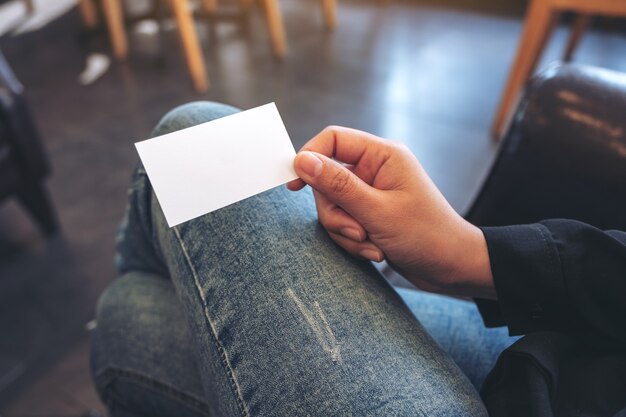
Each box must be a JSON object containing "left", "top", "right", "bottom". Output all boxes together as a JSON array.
[
  {"left": 321, "top": 0, "right": 337, "bottom": 30},
  {"left": 102, "top": 0, "right": 128, "bottom": 59},
  {"left": 78, "top": 0, "right": 98, "bottom": 28},
  {"left": 263, "top": 0, "right": 287, "bottom": 57},
  {"left": 491, "top": 0, "right": 558, "bottom": 140},
  {"left": 169, "top": 0, "right": 209, "bottom": 92},
  {"left": 563, "top": 13, "right": 591, "bottom": 62}
]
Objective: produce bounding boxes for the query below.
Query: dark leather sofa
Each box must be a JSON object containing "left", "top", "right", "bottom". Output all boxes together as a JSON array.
[{"left": 466, "top": 62, "right": 626, "bottom": 231}]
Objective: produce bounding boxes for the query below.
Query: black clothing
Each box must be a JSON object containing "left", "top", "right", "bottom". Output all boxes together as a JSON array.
[{"left": 475, "top": 220, "right": 626, "bottom": 417}]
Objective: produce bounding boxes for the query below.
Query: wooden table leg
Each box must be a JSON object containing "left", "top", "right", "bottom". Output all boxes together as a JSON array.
[
  {"left": 102, "top": 0, "right": 128, "bottom": 59},
  {"left": 263, "top": 0, "right": 287, "bottom": 57},
  {"left": 321, "top": 0, "right": 337, "bottom": 30},
  {"left": 491, "top": 0, "right": 557, "bottom": 140},
  {"left": 563, "top": 13, "right": 591, "bottom": 61},
  {"left": 78, "top": 0, "right": 98, "bottom": 28},
  {"left": 169, "top": 0, "right": 209, "bottom": 92}
]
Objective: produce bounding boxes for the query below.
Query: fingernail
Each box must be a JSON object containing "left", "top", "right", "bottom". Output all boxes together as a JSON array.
[
  {"left": 360, "top": 249, "right": 383, "bottom": 262},
  {"left": 341, "top": 227, "right": 363, "bottom": 242},
  {"left": 297, "top": 152, "right": 323, "bottom": 178}
]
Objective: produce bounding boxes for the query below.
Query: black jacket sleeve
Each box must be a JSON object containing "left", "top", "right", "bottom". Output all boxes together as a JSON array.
[{"left": 475, "top": 219, "right": 626, "bottom": 351}]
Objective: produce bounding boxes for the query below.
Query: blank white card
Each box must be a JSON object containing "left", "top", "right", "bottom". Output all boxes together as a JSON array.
[{"left": 135, "top": 103, "right": 298, "bottom": 227}]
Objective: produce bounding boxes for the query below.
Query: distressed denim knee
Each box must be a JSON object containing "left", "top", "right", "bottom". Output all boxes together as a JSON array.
[{"left": 96, "top": 100, "right": 488, "bottom": 416}]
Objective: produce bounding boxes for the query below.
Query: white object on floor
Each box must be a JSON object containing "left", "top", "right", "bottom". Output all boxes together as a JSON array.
[
  {"left": 135, "top": 19, "right": 159, "bottom": 36},
  {"left": 0, "top": 1, "right": 27, "bottom": 37},
  {"left": 78, "top": 53, "right": 111, "bottom": 85},
  {"left": 135, "top": 103, "right": 298, "bottom": 227},
  {"left": 12, "top": 0, "right": 77, "bottom": 35}
]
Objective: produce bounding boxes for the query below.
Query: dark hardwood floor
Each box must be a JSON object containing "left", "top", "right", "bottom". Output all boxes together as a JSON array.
[{"left": 0, "top": 0, "right": 625, "bottom": 415}]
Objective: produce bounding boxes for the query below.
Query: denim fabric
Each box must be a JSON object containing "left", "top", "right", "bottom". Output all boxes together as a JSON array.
[
  {"left": 91, "top": 272, "right": 210, "bottom": 417},
  {"left": 395, "top": 289, "right": 519, "bottom": 389},
  {"left": 92, "top": 101, "right": 516, "bottom": 417}
]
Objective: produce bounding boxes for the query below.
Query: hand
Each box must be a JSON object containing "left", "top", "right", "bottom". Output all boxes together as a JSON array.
[{"left": 287, "top": 126, "right": 496, "bottom": 299}]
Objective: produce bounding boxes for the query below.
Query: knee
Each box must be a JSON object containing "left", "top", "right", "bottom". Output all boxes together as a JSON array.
[
  {"left": 91, "top": 273, "right": 206, "bottom": 416},
  {"left": 93, "top": 272, "right": 168, "bottom": 330},
  {"left": 151, "top": 101, "right": 240, "bottom": 137},
  {"left": 90, "top": 272, "right": 180, "bottom": 385}
]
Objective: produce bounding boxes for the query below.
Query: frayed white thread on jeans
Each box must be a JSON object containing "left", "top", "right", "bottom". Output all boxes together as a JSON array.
[{"left": 287, "top": 288, "right": 342, "bottom": 363}]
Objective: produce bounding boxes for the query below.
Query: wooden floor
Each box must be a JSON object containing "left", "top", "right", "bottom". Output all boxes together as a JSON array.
[{"left": 1, "top": 0, "right": 625, "bottom": 415}]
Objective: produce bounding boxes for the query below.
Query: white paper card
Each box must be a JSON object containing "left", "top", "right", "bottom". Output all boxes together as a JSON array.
[{"left": 135, "top": 103, "right": 298, "bottom": 227}]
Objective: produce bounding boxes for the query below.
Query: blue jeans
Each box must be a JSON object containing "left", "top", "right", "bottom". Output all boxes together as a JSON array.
[{"left": 90, "top": 102, "right": 517, "bottom": 417}]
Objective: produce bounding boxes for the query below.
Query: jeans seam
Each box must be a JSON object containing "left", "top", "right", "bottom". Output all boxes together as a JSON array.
[
  {"left": 173, "top": 226, "right": 250, "bottom": 417},
  {"left": 94, "top": 367, "right": 211, "bottom": 416}
]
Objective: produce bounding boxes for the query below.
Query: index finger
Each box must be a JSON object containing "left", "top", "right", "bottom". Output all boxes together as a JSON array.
[
  {"left": 300, "top": 126, "right": 397, "bottom": 186},
  {"left": 300, "top": 126, "right": 387, "bottom": 165}
]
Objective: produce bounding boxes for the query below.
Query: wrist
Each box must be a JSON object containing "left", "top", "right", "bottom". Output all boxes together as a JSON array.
[{"left": 446, "top": 221, "right": 496, "bottom": 299}]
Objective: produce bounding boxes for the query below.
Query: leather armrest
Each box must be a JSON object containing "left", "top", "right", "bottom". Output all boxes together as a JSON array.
[{"left": 466, "top": 63, "right": 626, "bottom": 230}]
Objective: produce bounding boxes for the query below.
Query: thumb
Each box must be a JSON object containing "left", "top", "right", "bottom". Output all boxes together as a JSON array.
[{"left": 294, "top": 151, "right": 377, "bottom": 216}]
